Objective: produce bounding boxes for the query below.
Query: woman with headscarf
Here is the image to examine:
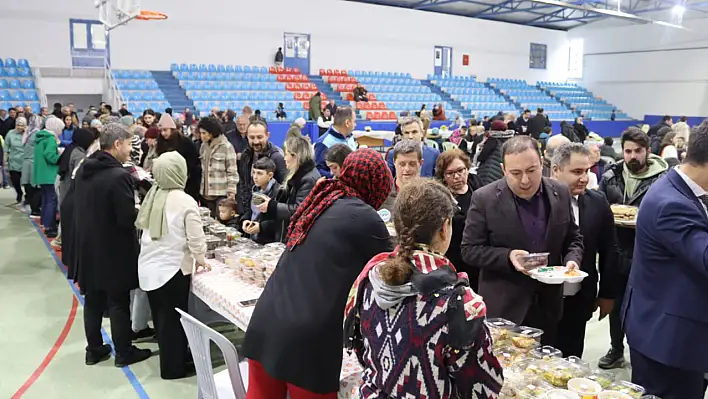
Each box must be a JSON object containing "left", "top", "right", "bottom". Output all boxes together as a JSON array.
[
  {"left": 60, "top": 129, "right": 98, "bottom": 280},
  {"left": 21, "top": 115, "right": 43, "bottom": 216},
  {"left": 136, "top": 152, "right": 207, "bottom": 380},
  {"left": 242, "top": 148, "right": 392, "bottom": 399},
  {"left": 253, "top": 134, "right": 320, "bottom": 242},
  {"left": 34, "top": 116, "right": 63, "bottom": 237},
  {"left": 5, "top": 116, "right": 26, "bottom": 204},
  {"left": 155, "top": 113, "right": 201, "bottom": 201}
]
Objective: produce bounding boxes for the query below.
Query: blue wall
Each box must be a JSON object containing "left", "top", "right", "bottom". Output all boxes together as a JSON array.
[{"left": 644, "top": 115, "right": 707, "bottom": 127}]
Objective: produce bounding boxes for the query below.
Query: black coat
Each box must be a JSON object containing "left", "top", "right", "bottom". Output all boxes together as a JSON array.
[
  {"left": 476, "top": 134, "right": 512, "bottom": 187},
  {"left": 598, "top": 161, "right": 666, "bottom": 275},
  {"left": 573, "top": 123, "right": 589, "bottom": 142},
  {"left": 236, "top": 142, "right": 287, "bottom": 215},
  {"left": 157, "top": 134, "right": 202, "bottom": 201},
  {"left": 238, "top": 180, "right": 282, "bottom": 245},
  {"left": 74, "top": 151, "right": 140, "bottom": 293},
  {"left": 261, "top": 160, "right": 320, "bottom": 242},
  {"left": 515, "top": 116, "right": 530, "bottom": 135},
  {"left": 446, "top": 175, "right": 482, "bottom": 291},
  {"left": 0, "top": 116, "right": 14, "bottom": 138},
  {"left": 527, "top": 114, "right": 551, "bottom": 139},
  {"left": 62, "top": 167, "right": 80, "bottom": 281},
  {"left": 242, "top": 197, "right": 390, "bottom": 393},
  {"left": 574, "top": 189, "right": 620, "bottom": 321},
  {"left": 647, "top": 121, "right": 670, "bottom": 138}
]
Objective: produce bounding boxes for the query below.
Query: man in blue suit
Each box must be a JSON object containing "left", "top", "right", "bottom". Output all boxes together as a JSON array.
[
  {"left": 623, "top": 123, "right": 708, "bottom": 398},
  {"left": 386, "top": 116, "right": 439, "bottom": 178}
]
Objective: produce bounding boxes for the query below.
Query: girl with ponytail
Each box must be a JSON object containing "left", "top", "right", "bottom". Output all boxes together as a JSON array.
[{"left": 344, "top": 178, "right": 504, "bottom": 399}]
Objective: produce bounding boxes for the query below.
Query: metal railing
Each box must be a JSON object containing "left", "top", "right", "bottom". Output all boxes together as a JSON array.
[
  {"left": 31, "top": 67, "right": 48, "bottom": 107},
  {"left": 104, "top": 58, "right": 125, "bottom": 110}
]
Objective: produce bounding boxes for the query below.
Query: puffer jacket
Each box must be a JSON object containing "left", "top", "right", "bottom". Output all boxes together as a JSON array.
[
  {"left": 476, "top": 130, "right": 514, "bottom": 187},
  {"left": 236, "top": 141, "right": 287, "bottom": 214},
  {"left": 598, "top": 156, "right": 668, "bottom": 275}
]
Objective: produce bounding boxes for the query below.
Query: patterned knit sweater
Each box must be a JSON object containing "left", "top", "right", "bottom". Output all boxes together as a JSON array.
[{"left": 344, "top": 248, "right": 504, "bottom": 399}]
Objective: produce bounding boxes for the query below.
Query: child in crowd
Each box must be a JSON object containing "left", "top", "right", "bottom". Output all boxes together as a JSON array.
[
  {"left": 217, "top": 197, "right": 239, "bottom": 228},
  {"left": 324, "top": 143, "right": 353, "bottom": 179},
  {"left": 239, "top": 157, "right": 281, "bottom": 244}
]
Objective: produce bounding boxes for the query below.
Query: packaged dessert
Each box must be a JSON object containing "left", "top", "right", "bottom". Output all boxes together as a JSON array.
[
  {"left": 509, "top": 326, "right": 544, "bottom": 350},
  {"left": 530, "top": 345, "right": 562, "bottom": 360},
  {"left": 540, "top": 359, "right": 586, "bottom": 388},
  {"left": 209, "top": 224, "right": 228, "bottom": 239},
  {"left": 205, "top": 235, "right": 224, "bottom": 251},
  {"left": 251, "top": 192, "right": 269, "bottom": 206},
  {"left": 585, "top": 370, "right": 615, "bottom": 389},
  {"left": 606, "top": 381, "right": 645, "bottom": 398},
  {"left": 515, "top": 378, "right": 554, "bottom": 399},
  {"left": 224, "top": 227, "right": 241, "bottom": 243},
  {"left": 519, "top": 252, "right": 549, "bottom": 270},
  {"left": 566, "top": 356, "right": 590, "bottom": 369},
  {"left": 510, "top": 358, "right": 550, "bottom": 378},
  {"left": 495, "top": 345, "right": 527, "bottom": 368},
  {"left": 485, "top": 317, "right": 517, "bottom": 348},
  {"left": 198, "top": 207, "right": 211, "bottom": 217}
]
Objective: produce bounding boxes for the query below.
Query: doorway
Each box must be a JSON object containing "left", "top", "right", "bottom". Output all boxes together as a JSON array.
[
  {"left": 434, "top": 46, "right": 452, "bottom": 77},
  {"left": 283, "top": 33, "right": 310, "bottom": 75}
]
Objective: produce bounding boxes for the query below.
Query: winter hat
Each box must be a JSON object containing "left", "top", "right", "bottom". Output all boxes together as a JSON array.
[
  {"left": 120, "top": 115, "right": 135, "bottom": 127},
  {"left": 490, "top": 120, "right": 507, "bottom": 131},
  {"left": 145, "top": 127, "right": 160, "bottom": 139},
  {"left": 158, "top": 113, "right": 176, "bottom": 129}
]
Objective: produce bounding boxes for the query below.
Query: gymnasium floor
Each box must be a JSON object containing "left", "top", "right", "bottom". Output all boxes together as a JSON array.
[{"left": 0, "top": 187, "right": 636, "bottom": 399}]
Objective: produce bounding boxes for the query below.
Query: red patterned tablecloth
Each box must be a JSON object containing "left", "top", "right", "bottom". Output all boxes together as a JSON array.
[{"left": 192, "top": 259, "right": 363, "bottom": 399}]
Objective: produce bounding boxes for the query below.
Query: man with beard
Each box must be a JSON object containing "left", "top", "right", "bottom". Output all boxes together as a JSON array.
[
  {"left": 236, "top": 120, "right": 287, "bottom": 215},
  {"left": 551, "top": 143, "right": 619, "bottom": 357},
  {"left": 597, "top": 127, "right": 668, "bottom": 369},
  {"left": 227, "top": 115, "right": 249, "bottom": 159}
]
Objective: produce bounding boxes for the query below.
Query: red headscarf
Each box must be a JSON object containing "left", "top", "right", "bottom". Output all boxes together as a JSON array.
[{"left": 286, "top": 148, "right": 393, "bottom": 250}]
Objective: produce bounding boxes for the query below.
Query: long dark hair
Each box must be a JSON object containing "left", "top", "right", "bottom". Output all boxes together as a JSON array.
[
  {"left": 156, "top": 128, "right": 182, "bottom": 155},
  {"left": 379, "top": 179, "right": 456, "bottom": 286}
]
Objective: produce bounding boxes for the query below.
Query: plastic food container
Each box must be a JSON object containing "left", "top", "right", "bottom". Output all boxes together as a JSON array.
[
  {"left": 509, "top": 326, "right": 544, "bottom": 349},
  {"left": 566, "top": 356, "right": 590, "bottom": 369},
  {"left": 495, "top": 345, "right": 526, "bottom": 368},
  {"left": 205, "top": 235, "right": 224, "bottom": 251},
  {"left": 531, "top": 345, "right": 563, "bottom": 360},
  {"left": 546, "top": 389, "right": 581, "bottom": 399},
  {"left": 540, "top": 359, "right": 586, "bottom": 388},
  {"left": 515, "top": 379, "right": 554, "bottom": 398},
  {"left": 599, "top": 391, "right": 633, "bottom": 399},
  {"left": 198, "top": 207, "right": 211, "bottom": 217},
  {"left": 519, "top": 252, "right": 550, "bottom": 270},
  {"left": 251, "top": 192, "right": 269, "bottom": 206},
  {"left": 529, "top": 266, "right": 589, "bottom": 285},
  {"left": 605, "top": 381, "right": 645, "bottom": 398},
  {"left": 585, "top": 370, "right": 614, "bottom": 389},
  {"left": 568, "top": 378, "right": 602, "bottom": 399}
]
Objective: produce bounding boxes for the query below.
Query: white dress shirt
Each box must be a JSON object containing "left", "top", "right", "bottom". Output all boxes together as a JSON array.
[
  {"left": 675, "top": 166, "right": 708, "bottom": 216},
  {"left": 564, "top": 195, "right": 582, "bottom": 296}
]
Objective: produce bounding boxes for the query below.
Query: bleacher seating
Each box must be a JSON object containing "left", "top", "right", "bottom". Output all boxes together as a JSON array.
[
  {"left": 173, "top": 65, "right": 315, "bottom": 121},
  {"left": 432, "top": 76, "right": 517, "bottom": 119},
  {"left": 489, "top": 78, "right": 576, "bottom": 120},
  {"left": 538, "top": 82, "right": 630, "bottom": 120},
  {"left": 0, "top": 58, "right": 41, "bottom": 113},
  {"left": 113, "top": 70, "right": 170, "bottom": 115}
]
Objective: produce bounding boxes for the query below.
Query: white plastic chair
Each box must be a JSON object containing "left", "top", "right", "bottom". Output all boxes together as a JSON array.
[
  {"left": 442, "top": 141, "right": 458, "bottom": 152},
  {"left": 425, "top": 139, "right": 439, "bottom": 150},
  {"left": 177, "top": 308, "right": 249, "bottom": 399}
]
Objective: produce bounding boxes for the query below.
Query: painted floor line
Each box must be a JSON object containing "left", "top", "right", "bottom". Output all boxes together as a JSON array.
[
  {"left": 29, "top": 219, "right": 151, "bottom": 399},
  {"left": 11, "top": 295, "right": 78, "bottom": 399}
]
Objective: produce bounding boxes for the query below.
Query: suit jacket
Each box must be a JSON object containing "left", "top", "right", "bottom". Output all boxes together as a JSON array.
[
  {"left": 622, "top": 169, "right": 708, "bottom": 372},
  {"left": 461, "top": 177, "right": 584, "bottom": 324},
  {"left": 574, "top": 189, "right": 620, "bottom": 321}
]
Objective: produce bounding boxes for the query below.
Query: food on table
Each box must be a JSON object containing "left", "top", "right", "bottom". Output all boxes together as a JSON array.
[
  {"left": 565, "top": 356, "right": 589, "bottom": 369},
  {"left": 530, "top": 345, "right": 563, "bottom": 360},
  {"left": 519, "top": 252, "right": 549, "bottom": 270},
  {"left": 599, "top": 391, "right": 634, "bottom": 399},
  {"left": 198, "top": 207, "right": 211, "bottom": 217},
  {"left": 540, "top": 360, "right": 585, "bottom": 388},
  {"left": 516, "top": 380, "right": 553, "bottom": 398},
  {"left": 606, "top": 381, "right": 645, "bottom": 398},
  {"left": 610, "top": 205, "right": 638, "bottom": 222},
  {"left": 495, "top": 345, "right": 525, "bottom": 368},
  {"left": 510, "top": 326, "right": 544, "bottom": 349},
  {"left": 585, "top": 369, "right": 615, "bottom": 389},
  {"left": 546, "top": 389, "right": 580, "bottom": 399},
  {"left": 567, "top": 378, "right": 602, "bottom": 397}
]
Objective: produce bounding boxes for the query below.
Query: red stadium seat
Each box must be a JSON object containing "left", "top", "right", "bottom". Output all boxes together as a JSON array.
[
  {"left": 373, "top": 111, "right": 382, "bottom": 120},
  {"left": 293, "top": 67, "right": 300, "bottom": 74},
  {"left": 285, "top": 67, "right": 293, "bottom": 73},
  {"left": 342, "top": 70, "right": 348, "bottom": 76},
  {"left": 277, "top": 75, "right": 286, "bottom": 82},
  {"left": 286, "top": 82, "right": 295, "bottom": 90},
  {"left": 294, "top": 92, "right": 304, "bottom": 100},
  {"left": 326, "top": 69, "right": 333, "bottom": 75},
  {"left": 367, "top": 93, "right": 376, "bottom": 101},
  {"left": 303, "top": 102, "right": 310, "bottom": 110},
  {"left": 269, "top": 66, "right": 276, "bottom": 73},
  {"left": 388, "top": 111, "right": 396, "bottom": 119},
  {"left": 346, "top": 93, "right": 354, "bottom": 101},
  {"left": 319, "top": 69, "right": 326, "bottom": 75}
]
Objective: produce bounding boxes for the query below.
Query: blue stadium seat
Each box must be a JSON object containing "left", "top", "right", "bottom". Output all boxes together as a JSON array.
[
  {"left": 23, "top": 80, "right": 35, "bottom": 89},
  {"left": 6, "top": 68, "right": 18, "bottom": 77},
  {"left": 9, "top": 80, "right": 19, "bottom": 89},
  {"left": 225, "top": 65, "right": 234, "bottom": 72},
  {"left": 25, "top": 91, "right": 38, "bottom": 101},
  {"left": 5, "top": 58, "right": 16, "bottom": 68},
  {"left": 18, "top": 68, "right": 30, "bottom": 77},
  {"left": 11, "top": 91, "right": 24, "bottom": 101}
]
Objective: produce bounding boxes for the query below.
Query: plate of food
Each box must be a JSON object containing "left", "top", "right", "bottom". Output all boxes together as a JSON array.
[
  {"left": 528, "top": 266, "right": 588, "bottom": 285},
  {"left": 611, "top": 205, "right": 638, "bottom": 226}
]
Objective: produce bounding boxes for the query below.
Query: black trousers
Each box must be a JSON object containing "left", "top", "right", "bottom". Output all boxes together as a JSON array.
[
  {"left": 24, "top": 184, "right": 41, "bottom": 215},
  {"left": 9, "top": 171, "right": 23, "bottom": 202},
  {"left": 147, "top": 271, "right": 192, "bottom": 379},
  {"left": 609, "top": 274, "right": 629, "bottom": 351},
  {"left": 555, "top": 293, "right": 591, "bottom": 357},
  {"left": 630, "top": 348, "right": 705, "bottom": 399},
  {"left": 84, "top": 289, "right": 132, "bottom": 355}
]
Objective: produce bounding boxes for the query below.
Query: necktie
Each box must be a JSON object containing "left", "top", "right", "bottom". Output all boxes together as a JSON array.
[{"left": 698, "top": 194, "right": 708, "bottom": 210}]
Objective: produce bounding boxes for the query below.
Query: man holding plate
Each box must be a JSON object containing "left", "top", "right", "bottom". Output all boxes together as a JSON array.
[{"left": 461, "top": 135, "right": 583, "bottom": 346}]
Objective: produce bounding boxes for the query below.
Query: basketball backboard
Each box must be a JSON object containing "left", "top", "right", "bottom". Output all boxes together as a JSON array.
[{"left": 96, "top": 0, "right": 141, "bottom": 31}]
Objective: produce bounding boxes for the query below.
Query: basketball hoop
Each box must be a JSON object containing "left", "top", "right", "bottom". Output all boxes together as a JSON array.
[{"left": 135, "top": 10, "right": 167, "bottom": 20}]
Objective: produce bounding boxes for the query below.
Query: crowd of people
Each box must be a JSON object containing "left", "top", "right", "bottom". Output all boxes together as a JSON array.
[{"left": 2, "top": 99, "right": 706, "bottom": 399}]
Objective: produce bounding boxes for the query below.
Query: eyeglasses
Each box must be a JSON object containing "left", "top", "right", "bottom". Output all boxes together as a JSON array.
[{"left": 444, "top": 167, "right": 468, "bottom": 178}]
